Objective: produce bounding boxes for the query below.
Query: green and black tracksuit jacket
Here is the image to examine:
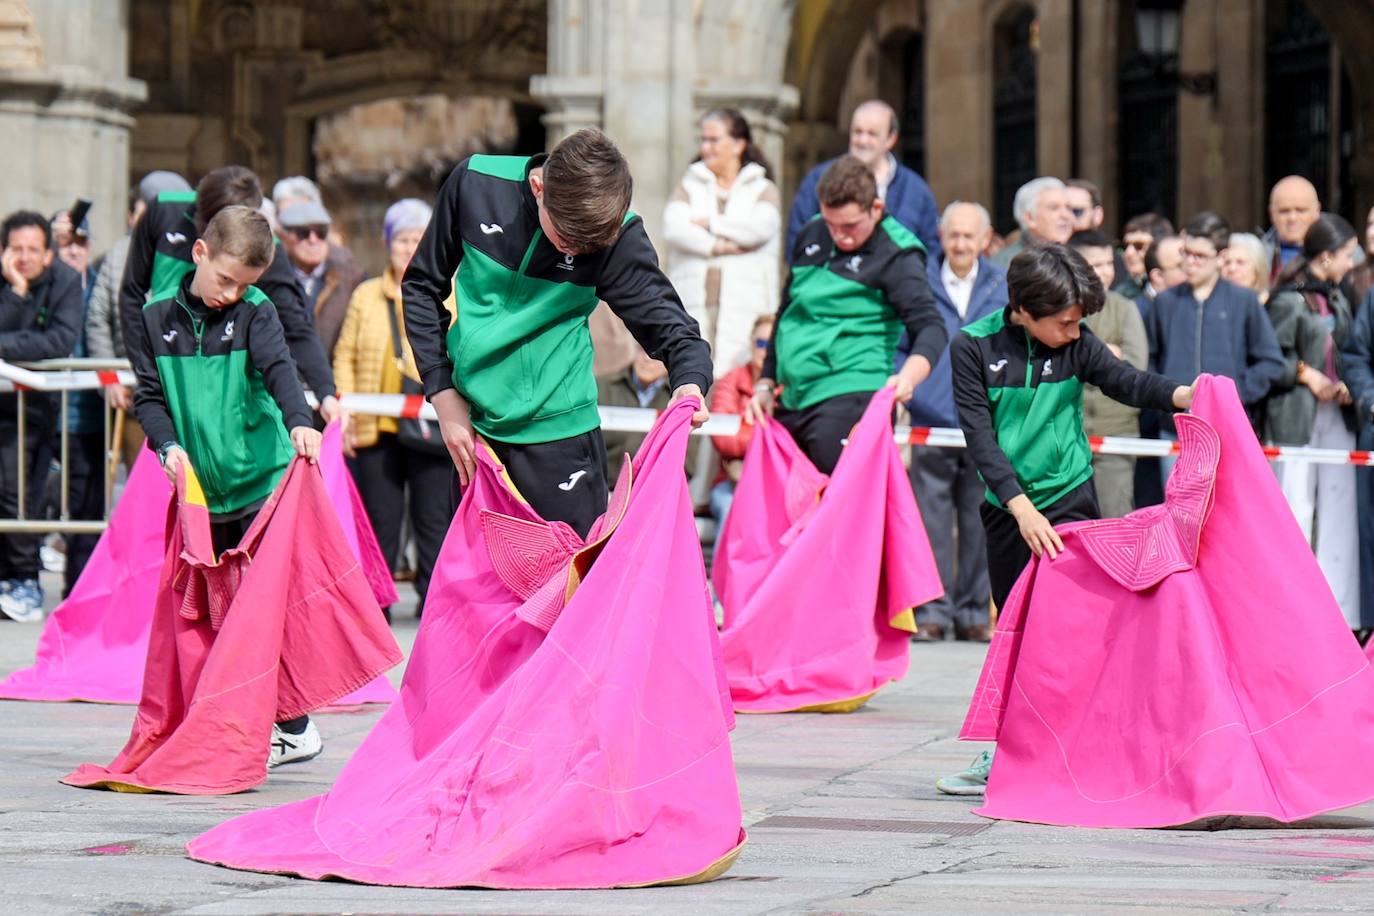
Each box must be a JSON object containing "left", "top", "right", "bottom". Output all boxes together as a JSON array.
[
  {"left": 119, "top": 190, "right": 336, "bottom": 399},
  {"left": 401, "top": 154, "right": 712, "bottom": 445},
  {"left": 762, "top": 215, "right": 946, "bottom": 411},
  {"left": 950, "top": 307, "right": 1178, "bottom": 511},
  {"left": 131, "top": 274, "right": 313, "bottom": 517}
]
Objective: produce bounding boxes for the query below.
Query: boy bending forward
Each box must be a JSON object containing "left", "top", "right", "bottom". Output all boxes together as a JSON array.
[
  {"left": 937, "top": 243, "right": 1194, "bottom": 796},
  {"left": 130, "top": 205, "right": 325, "bottom": 766}
]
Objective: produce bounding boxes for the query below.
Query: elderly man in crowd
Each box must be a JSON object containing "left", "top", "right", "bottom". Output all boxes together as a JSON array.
[
  {"left": 1264, "top": 175, "right": 1322, "bottom": 283},
  {"left": 989, "top": 176, "right": 1073, "bottom": 268},
  {"left": 277, "top": 196, "right": 363, "bottom": 361},
  {"left": 900, "top": 201, "right": 1007, "bottom": 643},
  {"left": 787, "top": 99, "right": 940, "bottom": 260}
]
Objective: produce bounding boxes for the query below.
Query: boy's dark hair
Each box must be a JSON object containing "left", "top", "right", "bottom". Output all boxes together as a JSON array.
[
  {"left": 195, "top": 166, "right": 263, "bottom": 235},
  {"left": 201, "top": 205, "right": 275, "bottom": 269},
  {"left": 1066, "top": 178, "right": 1102, "bottom": 208},
  {"left": 1182, "top": 211, "right": 1230, "bottom": 252},
  {"left": 1, "top": 210, "right": 52, "bottom": 250},
  {"left": 1121, "top": 212, "right": 1174, "bottom": 240},
  {"left": 542, "top": 128, "right": 633, "bottom": 253},
  {"left": 816, "top": 155, "right": 878, "bottom": 210},
  {"left": 1007, "top": 244, "right": 1105, "bottom": 320},
  {"left": 1068, "top": 229, "right": 1113, "bottom": 250}
]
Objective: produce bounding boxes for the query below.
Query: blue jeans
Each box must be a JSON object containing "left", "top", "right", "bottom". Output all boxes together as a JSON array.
[{"left": 709, "top": 479, "right": 736, "bottom": 530}]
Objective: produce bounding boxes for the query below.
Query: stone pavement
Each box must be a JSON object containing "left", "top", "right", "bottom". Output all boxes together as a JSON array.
[{"left": 5, "top": 584, "right": 1374, "bottom": 914}]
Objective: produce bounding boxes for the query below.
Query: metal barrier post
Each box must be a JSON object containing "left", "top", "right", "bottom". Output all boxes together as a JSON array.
[
  {"left": 16, "top": 389, "right": 24, "bottom": 521},
  {"left": 59, "top": 389, "right": 70, "bottom": 520}
]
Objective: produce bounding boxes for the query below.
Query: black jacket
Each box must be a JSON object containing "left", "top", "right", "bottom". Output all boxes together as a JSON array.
[{"left": 0, "top": 258, "right": 84, "bottom": 420}]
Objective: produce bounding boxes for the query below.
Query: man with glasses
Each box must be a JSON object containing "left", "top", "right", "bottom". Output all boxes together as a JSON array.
[
  {"left": 1146, "top": 212, "right": 1283, "bottom": 479},
  {"left": 278, "top": 199, "right": 363, "bottom": 360},
  {"left": 1116, "top": 213, "right": 1175, "bottom": 301}
]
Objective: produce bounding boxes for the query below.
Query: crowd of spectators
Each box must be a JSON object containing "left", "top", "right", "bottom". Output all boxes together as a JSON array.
[{"left": 3, "top": 99, "right": 1374, "bottom": 640}]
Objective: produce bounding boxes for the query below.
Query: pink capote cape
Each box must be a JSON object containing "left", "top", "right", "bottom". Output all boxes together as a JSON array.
[
  {"left": 961, "top": 375, "right": 1374, "bottom": 827},
  {"left": 187, "top": 399, "right": 746, "bottom": 889},
  {"left": 0, "top": 424, "right": 398, "bottom": 705},
  {"left": 62, "top": 457, "right": 403, "bottom": 795},
  {"left": 714, "top": 387, "right": 943, "bottom": 713}
]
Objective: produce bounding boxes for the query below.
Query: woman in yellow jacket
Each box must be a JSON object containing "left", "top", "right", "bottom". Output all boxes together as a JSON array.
[{"left": 335, "top": 199, "right": 455, "bottom": 615}]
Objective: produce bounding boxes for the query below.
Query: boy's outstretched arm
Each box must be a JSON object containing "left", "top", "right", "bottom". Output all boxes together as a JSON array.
[
  {"left": 884, "top": 245, "right": 947, "bottom": 401},
  {"left": 1079, "top": 327, "right": 1189, "bottom": 412},
  {"left": 128, "top": 309, "right": 183, "bottom": 479},
  {"left": 597, "top": 219, "right": 714, "bottom": 425},
  {"left": 401, "top": 161, "right": 466, "bottom": 403},
  {"left": 245, "top": 301, "right": 316, "bottom": 461}
]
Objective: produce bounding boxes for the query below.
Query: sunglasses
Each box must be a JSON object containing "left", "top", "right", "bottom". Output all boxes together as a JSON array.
[
  {"left": 288, "top": 225, "right": 329, "bottom": 241},
  {"left": 1123, "top": 239, "right": 1152, "bottom": 251},
  {"left": 1069, "top": 207, "right": 1087, "bottom": 218},
  {"left": 753, "top": 337, "right": 770, "bottom": 348}
]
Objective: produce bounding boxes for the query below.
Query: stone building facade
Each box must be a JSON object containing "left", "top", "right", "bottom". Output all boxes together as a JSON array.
[{"left": 3, "top": 0, "right": 1371, "bottom": 264}]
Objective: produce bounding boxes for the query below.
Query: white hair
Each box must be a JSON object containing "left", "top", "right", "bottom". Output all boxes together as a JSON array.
[
  {"left": 272, "top": 176, "right": 322, "bottom": 208},
  {"left": 1013, "top": 177, "right": 1065, "bottom": 231},
  {"left": 1226, "top": 232, "right": 1270, "bottom": 293},
  {"left": 940, "top": 201, "right": 992, "bottom": 233}
]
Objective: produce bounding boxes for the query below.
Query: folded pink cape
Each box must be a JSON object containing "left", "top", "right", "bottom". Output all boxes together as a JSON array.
[
  {"left": 0, "top": 423, "right": 398, "bottom": 705},
  {"left": 62, "top": 457, "right": 403, "bottom": 795},
  {"left": 187, "top": 399, "right": 746, "bottom": 889},
  {"left": 714, "top": 387, "right": 942, "bottom": 713},
  {"left": 961, "top": 374, "right": 1374, "bottom": 827}
]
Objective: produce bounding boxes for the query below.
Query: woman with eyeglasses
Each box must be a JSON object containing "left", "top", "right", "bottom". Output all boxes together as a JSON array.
[
  {"left": 662, "top": 108, "right": 781, "bottom": 379},
  {"left": 1266, "top": 214, "right": 1362, "bottom": 631}
]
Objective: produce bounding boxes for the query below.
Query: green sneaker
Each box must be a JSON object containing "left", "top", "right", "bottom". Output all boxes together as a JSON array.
[{"left": 935, "top": 749, "right": 994, "bottom": 796}]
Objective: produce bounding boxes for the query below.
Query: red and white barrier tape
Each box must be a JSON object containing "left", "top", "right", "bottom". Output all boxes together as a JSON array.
[{"left": 2, "top": 362, "right": 1368, "bottom": 466}]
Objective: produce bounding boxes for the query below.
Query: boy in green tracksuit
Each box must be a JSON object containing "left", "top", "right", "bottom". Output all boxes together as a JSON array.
[
  {"left": 130, "top": 205, "right": 325, "bottom": 768},
  {"left": 936, "top": 243, "right": 1194, "bottom": 796},
  {"left": 402, "top": 128, "right": 713, "bottom": 537}
]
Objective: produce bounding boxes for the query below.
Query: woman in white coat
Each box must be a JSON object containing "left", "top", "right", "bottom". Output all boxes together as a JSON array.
[{"left": 663, "top": 108, "right": 781, "bottom": 379}]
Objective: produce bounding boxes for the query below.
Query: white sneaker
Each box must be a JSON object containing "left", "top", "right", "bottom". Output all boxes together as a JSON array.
[
  {"left": 268, "top": 719, "right": 323, "bottom": 768},
  {"left": 0, "top": 579, "right": 44, "bottom": 622}
]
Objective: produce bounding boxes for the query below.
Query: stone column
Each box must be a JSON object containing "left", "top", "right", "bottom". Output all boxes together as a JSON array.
[
  {"left": 1177, "top": 0, "right": 1263, "bottom": 229},
  {"left": 1075, "top": 0, "right": 1120, "bottom": 227},
  {"left": 924, "top": 0, "right": 994, "bottom": 207},
  {"left": 0, "top": 0, "right": 145, "bottom": 248},
  {"left": 1035, "top": 0, "right": 1073, "bottom": 180}
]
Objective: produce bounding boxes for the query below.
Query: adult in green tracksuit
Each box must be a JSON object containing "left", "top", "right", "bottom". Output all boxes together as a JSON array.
[
  {"left": 402, "top": 129, "right": 713, "bottom": 538},
  {"left": 749, "top": 155, "right": 946, "bottom": 474},
  {"left": 130, "top": 206, "right": 322, "bottom": 546},
  {"left": 119, "top": 166, "right": 342, "bottom": 425}
]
